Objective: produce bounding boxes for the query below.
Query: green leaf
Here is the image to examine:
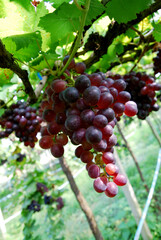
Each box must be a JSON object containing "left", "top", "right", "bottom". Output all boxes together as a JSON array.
[
  {"left": 125, "top": 29, "right": 137, "bottom": 39},
  {"left": 86, "top": 0, "right": 105, "bottom": 25},
  {"left": 0, "top": 108, "right": 5, "bottom": 117},
  {"left": 105, "top": 0, "right": 153, "bottom": 23},
  {"left": 0, "top": 1, "right": 48, "bottom": 37},
  {"left": 0, "top": 0, "right": 6, "bottom": 18},
  {"left": 30, "top": 53, "right": 58, "bottom": 70},
  {"left": 26, "top": 182, "right": 36, "bottom": 195},
  {"left": 9, "top": 0, "right": 31, "bottom": 11},
  {"left": 0, "top": 68, "right": 14, "bottom": 86},
  {"left": 2, "top": 38, "right": 17, "bottom": 54},
  {"left": 115, "top": 42, "right": 124, "bottom": 55},
  {"left": 152, "top": 23, "right": 161, "bottom": 42},
  {"left": 39, "top": 3, "right": 81, "bottom": 44},
  {"left": 22, "top": 2, "right": 48, "bottom": 32},
  {"left": 3, "top": 32, "right": 42, "bottom": 62},
  {"left": 52, "top": 0, "right": 70, "bottom": 8},
  {"left": 3, "top": 31, "right": 42, "bottom": 51},
  {"left": 121, "top": 230, "right": 130, "bottom": 240},
  {"left": 77, "top": 0, "right": 105, "bottom": 25}
]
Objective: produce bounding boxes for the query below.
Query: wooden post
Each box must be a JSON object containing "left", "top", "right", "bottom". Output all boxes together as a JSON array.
[
  {"left": 59, "top": 157, "right": 104, "bottom": 240},
  {"left": 0, "top": 208, "right": 6, "bottom": 240},
  {"left": 117, "top": 123, "right": 149, "bottom": 192},
  {"left": 151, "top": 113, "right": 161, "bottom": 133},
  {"left": 114, "top": 150, "right": 152, "bottom": 240}
]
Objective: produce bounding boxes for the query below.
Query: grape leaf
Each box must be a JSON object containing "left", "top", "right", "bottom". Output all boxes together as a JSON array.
[
  {"left": 2, "top": 32, "right": 42, "bottom": 62},
  {"left": 152, "top": 23, "right": 161, "bottom": 42},
  {"left": 52, "top": 0, "right": 70, "bottom": 8},
  {"left": 86, "top": 0, "right": 105, "bottom": 25},
  {"left": 0, "top": 0, "right": 6, "bottom": 18},
  {"left": 15, "top": 46, "right": 40, "bottom": 62},
  {"left": 0, "top": 1, "right": 48, "bottom": 37},
  {"left": 9, "top": 0, "right": 31, "bottom": 11},
  {"left": 78, "top": 0, "right": 105, "bottom": 25},
  {"left": 30, "top": 53, "right": 58, "bottom": 70},
  {"left": 22, "top": 2, "right": 48, "bottom": 32},
  {"left": 3, "top": 31, "right": 42, "bottom": 51},
  {"left": 0, "top": 108, "right": 5, "bottom": 117},
  {"left": 39, "top": 3, "right": 81, "bottom": 44},
  {"left": 105, "top": 0, "right": 153, "bottom": 24},
  {"left": 0, "top": 68, "right": 14, "bottom": 86},
  {"left": 2, "top": 38, "right": 17, "bottom": 54}
]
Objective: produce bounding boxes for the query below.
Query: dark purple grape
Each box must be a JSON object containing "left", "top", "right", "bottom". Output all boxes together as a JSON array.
[
  {"left": 63, "top": 55, "right": 75, "bottom": 69},
  {"left": 113, "top": 79, "right": 126, "bottom": 92},
  {"left": 56, "top": 197, "right": 64, "bottom": 210},
  {"left": 98, "top": 108, "right": 115, "bottom": 122},
  {"left": 76, "top": 98, "right": 88, "bottom": 111},
  {"left": 118, "top": 91, "right": 131, "bottom": 103},
  {"left": 109, "top": 87, "right": 118, "bottom": 100},
  {"left": 97, "top": 92, "right": 114, "bottom": 109},
  {"left": 65, "top": 115, "right": 81, "bottom": 131},
  {"left": 99, "top": 86, "right": 109, "bottom": 93},
  {"left": 113, "top": 102, "right": 125, "bottom": 114},
  {"left": 88, "top": 164, "right": 100, "bottom": 178},
  {"left": 63, "top": 87, "right": 79, "bottom": 103},
  {"left": 85, "top": 126, "right": 102, "bottom": 144},
  {"left": 93, "top": 139, "right": 107, "bottom": 152},
  {"left": 44, "top": 195, "right": 54, "bottom": 205},
  {"left": 104, "top": 78, "right": 114, "bottom": 88},
  {"left": 83, "top": 86, "right": 101, "bottom": 106},
  {"left": 80, "top": 109, "right": 95, "bottom": 126},
  {"left": 75, "top": 62, "right": 86, "bottom": 74},
  {"left": 93, "top": 114, "right": 108, "bottom": 128},
  {"left": 50, "top": 143, "right": 64, "bottom": 158},
  {"left": 66, "top": 108, "right": 80, "bottom": 117},
  {"left": 72, "top": 128, "right": 86, "bottom": 144},
  {"left": 75, "top": 75, "right": 91, "bottom": 93}
]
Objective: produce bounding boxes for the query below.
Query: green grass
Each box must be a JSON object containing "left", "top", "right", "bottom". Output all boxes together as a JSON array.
[{"left": 0, "top": 117, "right": 161, "bottom": 240}]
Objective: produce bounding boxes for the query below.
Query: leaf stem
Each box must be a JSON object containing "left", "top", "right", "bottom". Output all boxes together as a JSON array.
[
  {"left": 129, "top": 43, "right": 150, "bottom": 72},
  {"left": 36, "top": 39, "right": 55, "bottom": 76},
  {"left": 0, "top": 97, "right": 13, "bottom": 109},
  {"left": 74, "top": 0, "right": 84, "bottom": 11},
  {"left": 58, "top": 0, "right": 91, "bottom": 76},
  {"left": 15, "top": 58, "right": 43, "bottom": 74}
]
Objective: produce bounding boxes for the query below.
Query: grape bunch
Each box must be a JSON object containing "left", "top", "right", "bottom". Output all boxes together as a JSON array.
[
  {"left": 0, "top": 101, "right": 42, "bottom": 147},
  {"left": 39, "top": 57, "right": 138, "bottom": 198},
  {"left": 27, "top": 200, "right": 41, "bottom": 212},
  {"left": 122, "top": 72, "right": 161, "bottom": 119},
  {"left": 36, "top": 182, "right": 49, "bottom": 195},
  {"left": 36, "top": 183, "right": 64, "bottom": 209},
  {"left": 44, "top": 195, "right": 54, "bottom": 205},
  {"left": 153, "top": 48, "right": 161, "bottom": 74},
  {"left": 16, "top": 153, "right": 26, "bottom": 162},
  {"left": 56, "top": 197, "right": 64, "bottom": 210}
]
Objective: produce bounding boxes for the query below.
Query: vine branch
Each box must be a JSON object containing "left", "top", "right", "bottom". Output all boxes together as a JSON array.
[
  {"left": 59, "top": 0, "right": 91, "bottom": 76},
  {"left": 83, "top": 0, "right": 161, "bottom": 68},
  {"left": 0, "top": 39, "right": 37, "bottom": 103}
]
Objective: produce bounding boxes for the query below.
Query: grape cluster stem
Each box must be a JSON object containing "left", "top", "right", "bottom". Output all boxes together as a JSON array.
[{"left": 59, "top": 0, "right": 91, "bottom": 76}]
